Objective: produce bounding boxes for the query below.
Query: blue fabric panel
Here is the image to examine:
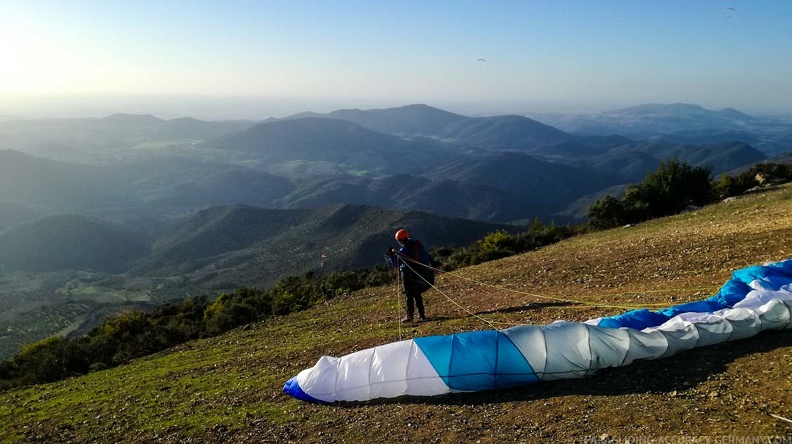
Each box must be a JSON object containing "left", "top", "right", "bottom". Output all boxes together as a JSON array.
[
  {"left": 733, "top": 261, "right": 792, "bottom": 285},
  {"left": 282, "top": 377, "right": 323, "bottom": 403},
  {"left": 712, "top": 279, "right": 752, "bottom": 306},
  {"left": 449, "top": 331, "right": 498, "bottom": 390},
  {"left": 597, "top": 308, "right": 670, "bottom": 330},
  {"left": 659, "top": 299, "right": 721, "bottom": 317},
  {"left": 597, "top": 259, "right": 792, "bottom": 330},
  {"left": 493, "top": 332, "right": 540, "bottom": 387},
  {"left": 413, "top": 334, "right": 454, "bottom": 385},
  {"left": 415, "top": 331, "right": 536, "bottom": 391}
]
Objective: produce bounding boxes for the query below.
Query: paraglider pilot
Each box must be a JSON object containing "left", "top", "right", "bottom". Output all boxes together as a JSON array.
[{"left": 386, "top": 229, "right": 436, "bottom": 322}]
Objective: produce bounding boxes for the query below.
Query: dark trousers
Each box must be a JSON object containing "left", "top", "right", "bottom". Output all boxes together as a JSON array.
[{"left": 403, "top": 279, "right": 425, "bottom": 318}]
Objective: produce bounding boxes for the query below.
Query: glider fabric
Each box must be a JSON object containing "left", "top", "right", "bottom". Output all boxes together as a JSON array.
[{"left": 283, "top": 259, "right": 792, "bottom": 402}]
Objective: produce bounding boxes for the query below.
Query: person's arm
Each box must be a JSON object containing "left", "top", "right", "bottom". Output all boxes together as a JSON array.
[{"left": 385, "top": 248, "right": 398, "bottom": 268}]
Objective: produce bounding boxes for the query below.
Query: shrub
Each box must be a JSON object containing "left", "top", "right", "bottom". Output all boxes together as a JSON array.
[{"left": 588, "top": 159, "right": 715, "bottom": 228}]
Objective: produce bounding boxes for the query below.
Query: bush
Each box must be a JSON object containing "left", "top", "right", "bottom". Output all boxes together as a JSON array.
[{"left": 588, "top": 159, "right": 715, "bottom": 228}]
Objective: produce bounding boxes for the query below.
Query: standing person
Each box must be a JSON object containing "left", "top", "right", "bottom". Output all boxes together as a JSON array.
[{"left": 386, "top": 229, "right": 435, "bottom": 322}]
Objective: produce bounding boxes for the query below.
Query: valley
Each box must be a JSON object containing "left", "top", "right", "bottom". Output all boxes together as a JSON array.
[{"left": 0, "top": 102, "right": 789, "bottom": 361}]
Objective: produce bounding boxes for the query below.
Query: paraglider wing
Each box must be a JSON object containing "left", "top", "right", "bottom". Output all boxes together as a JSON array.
[{"left": 284, "top": 259, "right": 792, "bottom": 402}]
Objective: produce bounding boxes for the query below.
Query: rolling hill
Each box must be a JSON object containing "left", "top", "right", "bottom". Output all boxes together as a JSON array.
[
  {"left": 143, "top": 203, "right": 518, "bottom": 289},
  {"left": 0, "top": 202, "right": 516, "bottom": 360},
  {"left": 0, "top": 150, "right": 120, "bottom": 211},
  {"left": 0, "top": 104, "right": 777, "bottom": 226},
  {"left": 288, "top": 103, "right": 469, "bottom": 136},
  {"left": 536, "top": 103, "right": 792, "bottom": 156},
  {"left": 209, "top": 117, "right": 459, "bottom": 176},
  {"left": 0, "top": 214, "right": 149, "bottom": 272}
]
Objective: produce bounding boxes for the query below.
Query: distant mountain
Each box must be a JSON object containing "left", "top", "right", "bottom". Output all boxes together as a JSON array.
[
  {"left": 152, "top": 116, "right": 256, "bottom": 140},
  {"left": 144, "top": 203, "right": 516, "bottom": 289},
  {"left": 584, "top": 151, "right": 661, "bottom": 183},
  {"left": 553, "top": 183, "right": 632, "bottom": 221},
  {"left": 0, "top": 214, "right": 149, "bottom": 272},
  {"left": 288, "top": 104, "right": 469, "bottom": 136},
  {"left": 0, "top": 150, "right": 120, "bottom": 211},
  {"left": 437, "top": 115, "right": 574, "bottom": 150},
  {"left": 430, "top": 151, "right": 619, "bottom": 216},
  {"left": 115, "top": 157, "right": 296, "bottom": 211},
  {"left": 271, "top": 174, "right": 523, "bottom": 222},
  {"left": 210, "top": 117, "right": 459, "bottom": 176},
  {"left": 151, "top": 205, "right": 313, "bottom": 262},
  {"left": 0, "top": 150, "right": 296, "bottom": 216},
  {"left": 390, "top": 178, "right": 523, "bottom": 222},
  {"left": 288, "top": 105, "right": 575, "bottom": 151},
  {"left": 1, "top": 108, "right": 769, "bottom": 226},
  {"left": 534, "top": 103, "right": 792, "bottom": 156},
  {"left": 0, "top": 202, "right": 48, "bottom": 233},
  {"left": 0, "top": 114, "right": 257, "bottom": 162},
  {"left": 606, "top": 141, "right": 766, "bottom": 177}
]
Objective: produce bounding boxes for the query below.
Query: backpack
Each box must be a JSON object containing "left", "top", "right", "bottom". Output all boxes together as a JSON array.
[{"left": 407, "top": 240, "right": 434, "bottom": 292}]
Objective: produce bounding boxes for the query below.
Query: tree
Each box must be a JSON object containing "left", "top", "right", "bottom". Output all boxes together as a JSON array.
[
  {"left": 587, "top": 159, "right": 715, "bottom": 228},
  {"left": 587, "top": 195, "right": 627, "bottom": 229}
]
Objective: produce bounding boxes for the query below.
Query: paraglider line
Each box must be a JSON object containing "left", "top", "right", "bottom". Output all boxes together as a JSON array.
[
  {"left": 399, "top": 254, "right": 656, "bottom": 310},
  {"left": 400, "top": 259, "right": 499, "bottom": 328},
  {"left": 393, "top": 253, "right": 715, "bottom": 329},
  {"left": 770, "top": 413, "right": 792, "bottom": 425}
]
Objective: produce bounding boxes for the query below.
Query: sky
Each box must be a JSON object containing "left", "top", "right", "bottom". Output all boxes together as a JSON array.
[{"left": 1, "top": 0, "right": 791, "bottom": 119}]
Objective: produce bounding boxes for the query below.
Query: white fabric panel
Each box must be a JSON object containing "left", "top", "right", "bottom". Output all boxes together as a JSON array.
[
  {"left": 367, "top": 341, "right": 411, "bottom": 400},
  {"left": 623, "top": 328, "right": 668, "bottom": 365},
  {"left": 294, "top": 356, "right": 342, "bottom": 403},
  {"left": 736, "top": 287, "right": 792, "bottom": 310},
  {"left": 541, "top": 322, "right": 592, "bottom": 380},
  {"left": 295, "top": 340, "right": 449, "bottom": 402},
  {"left": 405, "top": 341, "right": 451, "bottom": 396},
  {"left": 720, "top": 308, "right": 761, "bottom": 340},
  {"left": 335, "top": 348, "right": 376, "bottom": 401},
  {"left": 748, "top": 277, "right": 790, "bottom": 292},
  {"left": 503, "top": 325, "right": 547, "bottom": 376},
  {"left": 656, "top": 319, "right": 699, "bottom": 358},
  {"left": 586, "top": 325, "right": 630, "bottom": 369},
  {"left": 754, "top": 299, "right": 792, "bottom": 331},
  {"left": 782, "top": 300, "right": 792, "bottom": 329},
  {"left": 689, "top": 316, "right": 733, "bottom": 347},
  {"left": 676, "top": 313, "right": 733, "bottom": 347}
]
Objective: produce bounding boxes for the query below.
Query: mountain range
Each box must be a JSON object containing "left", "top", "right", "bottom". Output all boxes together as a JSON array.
[
  {"left": 530, "top": 103, "right": 792, "bottom": 156},
  {"left": 0, "top": 103, "right": 776, "bottom": 228},
  {"left": 0, "top": 102, "right": 788, "bottom": 359},
  {"left": 0, "top": 202, "right": 513, "bottom": 360}
]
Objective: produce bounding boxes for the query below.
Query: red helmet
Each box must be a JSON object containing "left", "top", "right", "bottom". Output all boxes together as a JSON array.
[{"left": 394, "top": 229, "right": 410, "bottom": 241}]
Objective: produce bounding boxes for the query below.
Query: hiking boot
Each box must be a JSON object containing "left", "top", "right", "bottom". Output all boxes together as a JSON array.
[
  {"left": 418, "top": 315, "right": 426, "bottom": 322},
  {"left": 401, "top": 315, "right": 413, "bottom": 322}
]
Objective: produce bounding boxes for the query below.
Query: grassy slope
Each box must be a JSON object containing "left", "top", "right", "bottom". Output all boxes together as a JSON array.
[{"left": 2, "top": 185, "right": 792, "bottom": 443}]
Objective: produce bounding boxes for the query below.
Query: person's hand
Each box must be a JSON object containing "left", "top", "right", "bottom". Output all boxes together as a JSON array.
[{"left": 385, "top": 248, "right": 396, "bottom": 257}]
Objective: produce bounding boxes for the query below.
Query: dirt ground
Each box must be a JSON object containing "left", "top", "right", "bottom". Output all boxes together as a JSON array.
[{"left": 217, "top": 188, "right": 792, "bottom": 443}]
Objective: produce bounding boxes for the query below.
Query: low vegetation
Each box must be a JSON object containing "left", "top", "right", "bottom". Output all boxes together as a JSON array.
[{"left": 587, "top": 159, "right": 792, "bottom": 229}]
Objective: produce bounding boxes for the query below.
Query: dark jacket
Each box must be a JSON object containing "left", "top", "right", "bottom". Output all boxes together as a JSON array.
[{"left": 388, "top": 238, "right": 435, "bottom": 291}]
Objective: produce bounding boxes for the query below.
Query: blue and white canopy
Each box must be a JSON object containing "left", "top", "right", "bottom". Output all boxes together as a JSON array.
[{"left": 283, "top": 259, "right": 792, "bottom": 403}]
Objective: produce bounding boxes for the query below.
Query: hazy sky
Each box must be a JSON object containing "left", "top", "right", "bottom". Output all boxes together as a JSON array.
[{"left": 1, "top": 1, "right": 791, "bottom": 119}]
